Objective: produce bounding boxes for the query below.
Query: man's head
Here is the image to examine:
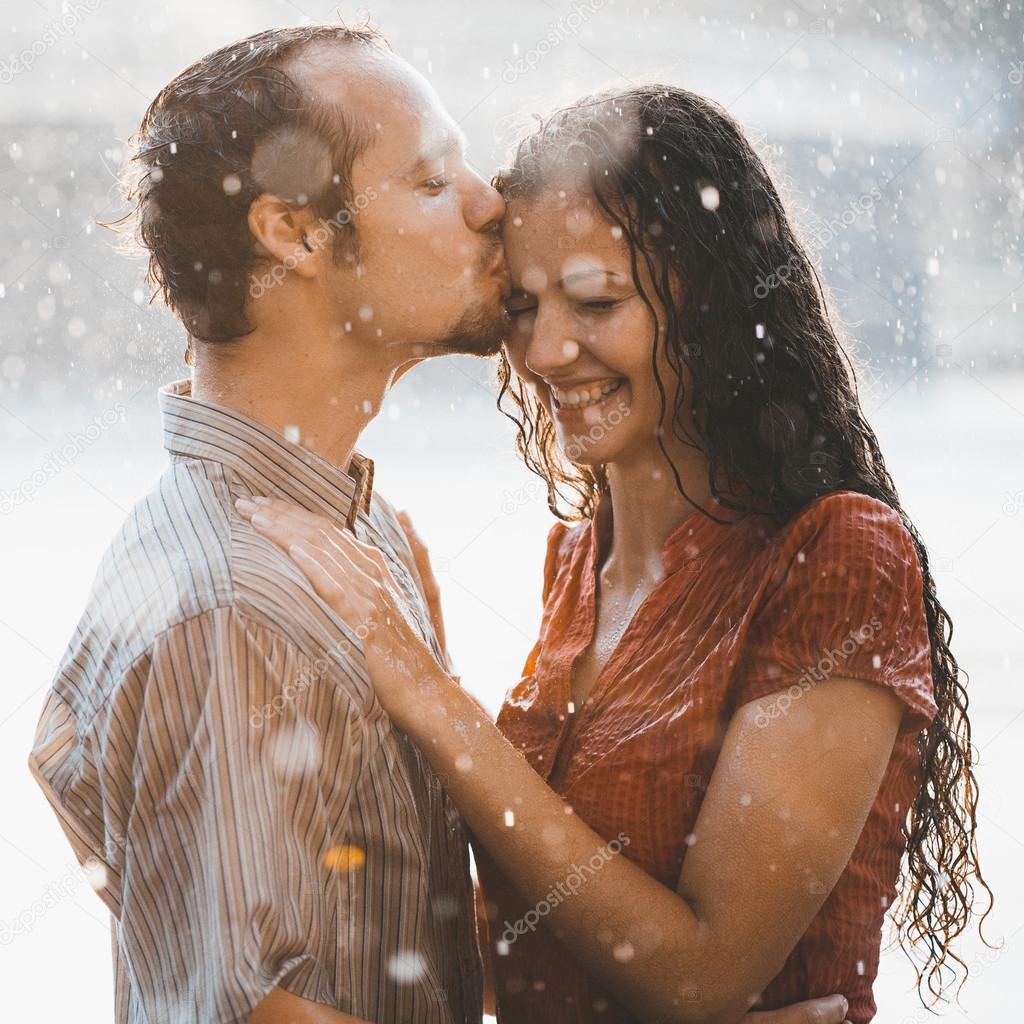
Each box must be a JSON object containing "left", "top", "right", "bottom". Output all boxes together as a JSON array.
[{"left": 115, "top": 24, "right": 510, "bottom": 372}]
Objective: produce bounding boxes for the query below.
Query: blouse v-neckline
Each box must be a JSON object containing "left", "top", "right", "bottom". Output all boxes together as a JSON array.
[{"left": 554, "top": 488, "right": 746, "bottom": 752}]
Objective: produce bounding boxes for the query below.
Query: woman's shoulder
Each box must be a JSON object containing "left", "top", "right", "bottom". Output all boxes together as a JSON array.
[
  {"left": 770, "top": 489, "right": 919, "bottom": 566},
  {"left": 539, "top": 517, "right": 590, "bottom": 602}
]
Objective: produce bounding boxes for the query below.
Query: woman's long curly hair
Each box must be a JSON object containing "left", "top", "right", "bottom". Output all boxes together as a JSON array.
[{"left": 492, "top": 83, "right": 992, "bottom": 1006}]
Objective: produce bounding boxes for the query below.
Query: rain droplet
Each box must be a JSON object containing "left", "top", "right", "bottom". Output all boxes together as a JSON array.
[
  {"left": 388, "top": 950, "right": 426, "bottom": 983},
  {"left": 699, "top": 183, "right": 720, "bottom": 210}
]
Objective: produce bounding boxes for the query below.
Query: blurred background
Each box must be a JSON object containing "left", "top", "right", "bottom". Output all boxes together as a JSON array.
[{"left": 1, "top": 0, "right": 1022, "bottom": 1020}]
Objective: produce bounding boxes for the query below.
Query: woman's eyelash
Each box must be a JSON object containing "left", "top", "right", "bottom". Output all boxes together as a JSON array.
[
  {"left": 504, "top": 299, "right": 621, "bottom": 317},
  {"left": 423, "top": 176, "right": 450, "bottom": 190}
]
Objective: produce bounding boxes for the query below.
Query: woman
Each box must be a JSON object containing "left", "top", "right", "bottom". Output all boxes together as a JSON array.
[{"left": 236, "top": 85, "right": 990, "bottom": 1023}]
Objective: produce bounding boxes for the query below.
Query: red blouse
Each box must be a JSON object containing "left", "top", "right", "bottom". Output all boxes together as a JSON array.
[{"left": 476, "top": 489, "right": 937, "bottom": 1023}]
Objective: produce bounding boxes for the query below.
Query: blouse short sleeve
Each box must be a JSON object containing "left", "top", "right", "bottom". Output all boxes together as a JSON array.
[{"left": 735, "top": 491, "right": 938, "bottom": 734}]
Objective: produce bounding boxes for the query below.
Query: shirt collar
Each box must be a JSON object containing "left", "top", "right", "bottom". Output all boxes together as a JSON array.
[{"left": 159, "top": 378, "right": 374, "bottom": 534}]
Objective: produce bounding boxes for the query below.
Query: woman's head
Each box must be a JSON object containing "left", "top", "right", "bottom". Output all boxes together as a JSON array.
[
  {"left": 494, "top": 83, "right": 992, "bottom": 1005},
  {"left": 500, "top": 185, "right": 690, "bottom": 474},
  {"left": 495, "top": 83, "right": 852, "bottom": 520}
]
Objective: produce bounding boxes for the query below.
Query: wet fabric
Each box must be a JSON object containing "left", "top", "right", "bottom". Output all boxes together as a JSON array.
[{"left": 477, "top": 488, "right": 937, "bottom": 1024}]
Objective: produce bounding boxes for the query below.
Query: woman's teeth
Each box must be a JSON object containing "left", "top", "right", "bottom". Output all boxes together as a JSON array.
[{"left": 550, "top": 379, "right": 624, "bottom": 410}]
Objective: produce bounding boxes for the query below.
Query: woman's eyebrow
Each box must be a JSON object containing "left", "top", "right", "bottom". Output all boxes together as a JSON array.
[{"left": 558, "top": 269, "right": 628, "bottom": 288}]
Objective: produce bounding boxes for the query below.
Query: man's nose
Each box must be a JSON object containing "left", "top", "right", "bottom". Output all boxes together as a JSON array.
[{"left": 465, "top": 174, "right": 506, "bottom": 233}]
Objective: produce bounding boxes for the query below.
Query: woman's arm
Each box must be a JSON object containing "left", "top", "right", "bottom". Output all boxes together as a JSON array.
[
  {"left": 237, "top": 498, "right": 894, "bottom": 1024},
  {"left": 388, "top": 666, "right": 898, "bottom": 1024}
]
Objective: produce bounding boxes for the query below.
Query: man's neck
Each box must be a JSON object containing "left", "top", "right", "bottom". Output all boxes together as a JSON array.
[{"left": 190, "top": 338, "right": 391, "bottom": 470}]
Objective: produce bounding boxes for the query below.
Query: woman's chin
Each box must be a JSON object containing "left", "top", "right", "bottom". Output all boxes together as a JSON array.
[
  {"left": 550, "top": 380, "right": 636, "bottom": 465},
  {"left": 554, "top": 432, "right": 625, "bottom": 467}
]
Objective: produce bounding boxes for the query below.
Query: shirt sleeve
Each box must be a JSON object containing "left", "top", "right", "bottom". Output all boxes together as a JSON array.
[
  {"left": 114, "top": 606, "right": 363, "bottom": 1021},
  {"left": 734, "top": 491, "right": 938, "bottom": 734}
]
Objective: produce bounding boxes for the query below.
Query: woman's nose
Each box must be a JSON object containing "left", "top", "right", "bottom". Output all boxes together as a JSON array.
[{"left": 524, "top": 308, "right": 580, "bottom": 379}]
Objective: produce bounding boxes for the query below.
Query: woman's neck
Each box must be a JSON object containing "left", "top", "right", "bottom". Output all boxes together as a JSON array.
[{"left": 599, "top": 445, "right": 713, "bottom": 588}]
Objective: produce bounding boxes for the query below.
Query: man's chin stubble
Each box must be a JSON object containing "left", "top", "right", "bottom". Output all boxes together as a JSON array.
[{"left": 436, "top": 305, "right": 510, "bottom": 358}]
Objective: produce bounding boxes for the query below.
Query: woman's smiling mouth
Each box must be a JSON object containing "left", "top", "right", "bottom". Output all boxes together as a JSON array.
[{"left": 549, "top": 377, "right": 625, "bottom": 411}]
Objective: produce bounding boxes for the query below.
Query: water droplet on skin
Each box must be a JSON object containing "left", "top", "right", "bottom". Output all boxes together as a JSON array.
[
  {"left": 613, "top": 942, "right": 635, "bottom": 962},
  {"left": 522, "top": 266, "right": 547, "bottom": 293}
]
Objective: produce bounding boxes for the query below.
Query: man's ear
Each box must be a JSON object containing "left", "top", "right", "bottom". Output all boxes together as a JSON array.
[{"left": 247, "top": 193, "right": 319, "bottom": 280}]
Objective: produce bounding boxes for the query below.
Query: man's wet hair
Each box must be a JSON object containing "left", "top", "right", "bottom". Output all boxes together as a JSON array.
[{"left": 104, "top": 23, "right": 389, "bottom": 350}]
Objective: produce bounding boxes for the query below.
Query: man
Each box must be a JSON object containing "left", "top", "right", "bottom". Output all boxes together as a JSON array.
[
  {"left": 28, "top": 22, "right": 852, "bottom": 1024},
  {"left": 29, "top": 24, "right": 505, "bottom": 1024}
]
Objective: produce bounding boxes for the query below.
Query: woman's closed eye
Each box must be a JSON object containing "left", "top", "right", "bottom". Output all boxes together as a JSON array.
[{"left": 579, "top": 297, "right": 622, "bottom": 313}]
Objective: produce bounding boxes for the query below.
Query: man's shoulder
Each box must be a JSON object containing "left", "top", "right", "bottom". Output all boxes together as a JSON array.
[
  {"left": 94, "top": 457, "right": 237, "bottom": 634},
  {"left": 46, "top": 459, "right": 237, "bottom": 718}
]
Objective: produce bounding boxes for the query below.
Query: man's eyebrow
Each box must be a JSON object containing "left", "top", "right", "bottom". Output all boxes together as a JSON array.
[{"left": 403, "top": 126, "right": 467, "bottom": 179}]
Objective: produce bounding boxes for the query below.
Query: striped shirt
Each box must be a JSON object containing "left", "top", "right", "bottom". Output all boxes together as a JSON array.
[{"left": 28, "top": 378, "right": 483, "bottom": 1024}]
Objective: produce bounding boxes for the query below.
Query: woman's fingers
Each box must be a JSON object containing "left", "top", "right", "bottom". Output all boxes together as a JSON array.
[
  {"left": 235, "top": 496, "right": 337, "bottom": 553},
  {"left": 396, "top": 510, "right": 447, "bottom": 653},
  {"left": 397, "top": 510, "right": 440, "bottom": 598},
  {"left": 288, "top": 543, "right": 367, "bottom": 622},
  {"left": 236, "top": 496, "right": 399, "bottom": 596},
  {"left": 236, "top": 494, "right": 442, "bottom": 695}
]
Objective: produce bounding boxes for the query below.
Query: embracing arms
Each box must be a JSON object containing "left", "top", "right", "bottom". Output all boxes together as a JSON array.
[{"left": 237, "top": 497, "right": 904, "bottom": 1024}]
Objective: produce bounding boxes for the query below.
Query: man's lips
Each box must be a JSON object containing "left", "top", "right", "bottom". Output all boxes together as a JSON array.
[{"left": 489, "top": 256, "right": 512, "bottom": 295}]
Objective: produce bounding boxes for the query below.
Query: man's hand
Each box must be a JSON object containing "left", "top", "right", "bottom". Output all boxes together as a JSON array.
[{"left": 744, "top": 994, "right": 850, "bottom": 1024}]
